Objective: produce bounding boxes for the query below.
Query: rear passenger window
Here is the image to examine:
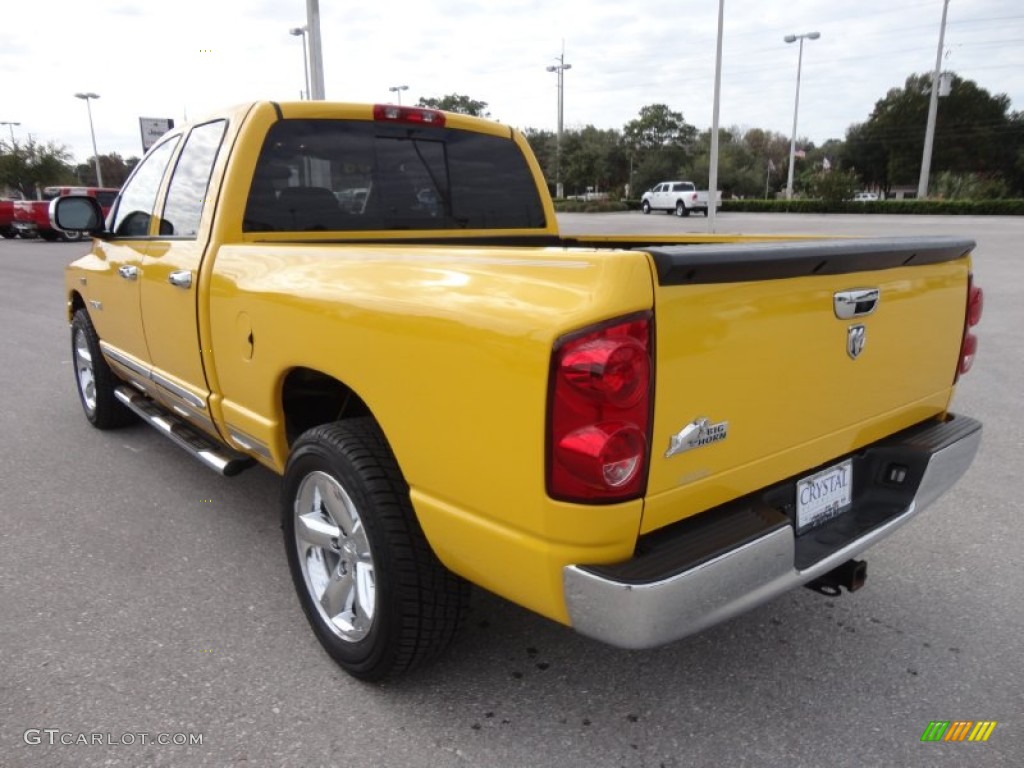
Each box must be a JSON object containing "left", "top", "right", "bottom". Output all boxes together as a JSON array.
[
  {"left": 160, "top": 120, "right": 227, "bottom": 237},
  {"left": 243, "top": 119, "right": 546, "bottom": 232}
]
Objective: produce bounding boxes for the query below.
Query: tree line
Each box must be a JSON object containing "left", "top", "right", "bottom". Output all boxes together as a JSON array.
[
  {"left": 3, "top": 74, "right": 1021, "bottom": 201},
  {"left": 424, "top": 74, "right": 1024, "bottom": 201},
  {"left": 0, "top": 138, "right": 139, "bottom": 198}
]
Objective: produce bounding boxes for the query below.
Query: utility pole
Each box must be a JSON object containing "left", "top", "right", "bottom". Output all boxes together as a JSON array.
[
  {"left": 546, "top": 43, "right": 571, "bottom": 199},
  {"left": 918, "top": 0, "right": 951, "bottom": 199},
  {"left": 0, "top": 121, "right": 19, "bottom": 146}
]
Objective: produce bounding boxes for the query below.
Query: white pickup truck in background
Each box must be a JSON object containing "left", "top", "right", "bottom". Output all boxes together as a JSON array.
[{"left": 641, "top": 180, "right": 721, "bottom": 217}]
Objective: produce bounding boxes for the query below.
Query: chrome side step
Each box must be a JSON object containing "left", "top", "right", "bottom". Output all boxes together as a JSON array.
[{"left": 115, "top": 386, "right": 256, "bottom": 477}]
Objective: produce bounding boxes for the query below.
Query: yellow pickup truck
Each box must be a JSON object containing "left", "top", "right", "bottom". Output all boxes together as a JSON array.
[{"left": 55, "top": 101, "right": 984, "bottom": 680}]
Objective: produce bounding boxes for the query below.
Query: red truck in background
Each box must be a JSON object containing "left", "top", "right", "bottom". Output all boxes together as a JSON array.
[
  {"left": 12, "top": 186, "right": 118, "bottom": 241},
  {"left": 0, "top": 199, "right": 17, "bottom": 238}
]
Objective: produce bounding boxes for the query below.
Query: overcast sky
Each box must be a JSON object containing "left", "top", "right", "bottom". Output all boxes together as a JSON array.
[{"left": 2, "top": 0, "right": 1021, "bottom": 165}]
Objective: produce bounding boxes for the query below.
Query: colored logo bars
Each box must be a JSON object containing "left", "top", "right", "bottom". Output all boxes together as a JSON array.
[{"left": 921, "top": 721, "right": 997, "bottom": 742}]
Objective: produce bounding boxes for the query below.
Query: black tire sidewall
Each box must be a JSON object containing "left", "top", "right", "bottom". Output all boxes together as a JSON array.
[
  {"left": 71, "top": 309, "right": 134, "bottom": 429},
  {"left": 281, "top": 430, "right": 399, "bottom": 679}
]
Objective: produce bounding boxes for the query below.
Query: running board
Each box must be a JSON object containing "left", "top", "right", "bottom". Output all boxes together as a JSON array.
[{"left": 115, "top": 386, "right": 256, "bottom": 476}]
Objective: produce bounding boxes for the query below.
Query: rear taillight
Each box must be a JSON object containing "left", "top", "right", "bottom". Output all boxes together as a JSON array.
[
  {"left": 548, "top": 313, "right": 653, "bottom": 503},
  {"left": 956, "top": 274, "right": 983, "bottom": 380}
]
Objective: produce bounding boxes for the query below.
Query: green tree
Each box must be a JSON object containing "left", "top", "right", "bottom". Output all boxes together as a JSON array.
[
  {"left": 742, "top": 128, "right": 790, "bottom": 198},
  {"left": 809, "top": 167, "right": 859, "bottom": 202},
  {"left": 522, "top": 127, "right": 556, "bottom": 190},
  {"left": 0, "top": 138, "right": 75, "bottom": 197},
  {"left": 75, "top": 153, "right": 140, "bottom": 188},
  {"left": 560, "top": 126, "right": 624, "bottom": 197},
  {"left": 623, "top": 104, "right": 697, "bottom": 192},
  {"left": 843, "top": 72, "right": 1018, "bottom": 196},
  {"left": 416, "top": 93, "right": 490, "bottom": 117}
]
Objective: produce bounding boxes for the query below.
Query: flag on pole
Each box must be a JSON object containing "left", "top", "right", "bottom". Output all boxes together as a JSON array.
[
  {"left": 768, "top": 158, "right": 776, "bottom": 172},
  {"left": 822, "top": 156, "right": 832, "bottom": 171},
  {"left": 794, "top": 149, "right": 806, "bottom": 159}
]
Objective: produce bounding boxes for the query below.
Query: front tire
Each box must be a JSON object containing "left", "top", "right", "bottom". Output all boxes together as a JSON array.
[
  {"left": 641, "top": 200, "right": 651, "bottom": 215},
  {"left": 283, "top": 419, "right": 470, "bottom": 681},
  {"left": 71, "top": 309, "right": 136, "bottom": 429}
]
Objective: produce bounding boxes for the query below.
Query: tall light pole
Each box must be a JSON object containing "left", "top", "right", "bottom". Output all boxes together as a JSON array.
[
  {"left": 74, "top": 93, "right": 103, "bottom": 188},
  {"left": 546, "top": 44, "right": 571, "bottom": 199},
  {"left": 918, "top": 0, "right": 951, "bottom": 199},
  {"left": 289, "top": 26, "right": 310, "bottom": 100},
  {"left": 306, "top": 0, "right": 325, "bottom": 99},
  {"left": 707, "top": 0, "right": 725, "bottom": 233},
  {"left": 0, "top": 120, "right": 19, "bottom": 146},
  {"left": 388, "top": 85, "right": 409, "bottom": 105},
  {"left": 783, "top": 31, "right": 820, "bottom": 200}
]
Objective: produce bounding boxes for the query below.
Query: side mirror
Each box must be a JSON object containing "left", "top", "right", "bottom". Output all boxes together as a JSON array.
[{"left": 50, "top": 196, "right": 106, "bottom": 236}]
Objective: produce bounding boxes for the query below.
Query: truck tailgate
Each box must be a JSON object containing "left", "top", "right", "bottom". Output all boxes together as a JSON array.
[{"left": 640, "top": 237, "right": 974, "bottom": 534}]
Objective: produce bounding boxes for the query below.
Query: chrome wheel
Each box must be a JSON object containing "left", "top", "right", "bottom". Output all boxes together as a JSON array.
[
  {"left": 69, "top": 309, "right": 135, "bottom": 429},
  {"left": 73, "top": 327, "right": 97, "bottom": 415},
  {"left": 294, "top": 470, "right": 376, "bottom": 643},
  {"left": 282, "top": 420, "right": 470, "bottom": 680}
]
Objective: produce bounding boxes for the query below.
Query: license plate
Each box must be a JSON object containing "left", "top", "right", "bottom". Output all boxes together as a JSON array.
[{"left": 796, "top": 459, "right": 853, "bottom": 532}]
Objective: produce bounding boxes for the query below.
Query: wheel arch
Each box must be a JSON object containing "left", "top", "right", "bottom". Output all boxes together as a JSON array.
[
  {"left": 68, "top": 290, "right": 87, "bottom": 324},
  {"left": 280, "top": 366, "right": 375, "bottom": 448}
]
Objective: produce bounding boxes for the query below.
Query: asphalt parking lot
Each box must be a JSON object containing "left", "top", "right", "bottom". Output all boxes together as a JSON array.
[{"left": 1, "top": 212, "right": 1021, "bottom": 767}]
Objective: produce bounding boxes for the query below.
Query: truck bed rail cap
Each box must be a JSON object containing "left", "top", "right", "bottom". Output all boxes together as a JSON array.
[{"left": 643, "top": 236, "right": 975, "bottom": 285}]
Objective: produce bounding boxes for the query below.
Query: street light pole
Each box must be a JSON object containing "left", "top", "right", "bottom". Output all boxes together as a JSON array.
[
  {"left": 289, "top": 26, "right": 311, "bottom": 99},
  {"left": 546, "top": 44, "right": 572, "bottom": 199},
  {"left": 0, "top": 121, "right": 20, "bottom": 146},
  {"left": 305, "top": 0, "right": 325, "bottom": 99},
  {"left": 918, "top": 0, "right": 951, "bottom": 199},
  {"left": 707, "top": 0, "right": 725, "bottom": 233},
  {"left": 784, "top": 31, "right": 820, "bottom": 200},
  {"left": 388, "top": 85, "right": 409, "bottom": 105},
  {"left": 74, "top": 93, "right": 103, "bottom": 188}
]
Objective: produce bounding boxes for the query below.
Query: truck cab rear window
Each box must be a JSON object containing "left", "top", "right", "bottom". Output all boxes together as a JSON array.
[{"left": 244, "top": 120, "right": 546, "bottom": 233}]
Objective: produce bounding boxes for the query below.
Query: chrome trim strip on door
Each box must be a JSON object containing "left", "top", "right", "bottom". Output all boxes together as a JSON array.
[
  {"left": 100, "top": 342, "right": 149, "bottom": 377},
  {"left": 228, "top": 429, "right": 273, "bottom": 461},
  {"left": 151, "top": 371, "right": 206, "bottom": 410},
  {"left": 100, "top": 342, "right": 208, "bottom": 414}
]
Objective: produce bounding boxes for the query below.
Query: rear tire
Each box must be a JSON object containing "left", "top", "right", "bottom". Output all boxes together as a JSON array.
[
  {"left": 283, "top": 419, "right": 470, "bottom": 681},
  {"left": 676, "top": 201, "right": 690, "bottom": 217},
  {"left": 70, "top": 309, "right": 136, "bottom": 429}
]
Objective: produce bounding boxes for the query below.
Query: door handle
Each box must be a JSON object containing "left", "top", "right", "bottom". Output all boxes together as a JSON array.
[
  {"left": 834, "top": 289, "right": 880, "bottom": 319},
  {"left": 168, "top": 270, "right": 193, "bottom": 289},
  {"left": 118, "top": 265, "right": 139, "bottom": 280}
]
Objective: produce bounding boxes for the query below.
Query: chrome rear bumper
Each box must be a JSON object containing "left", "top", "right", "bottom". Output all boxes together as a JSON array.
[{"left": 564, "top": 414, "right": 982, "bottom": 649}]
